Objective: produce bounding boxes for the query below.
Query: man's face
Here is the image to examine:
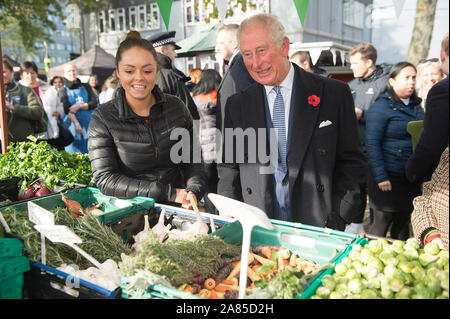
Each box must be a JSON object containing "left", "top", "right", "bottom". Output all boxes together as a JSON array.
[
  {"left": 21, "top": 67, "right": 38, "bottom": 87},
  {"left": 215, "top": 30, "right": 237, "bottom": 62},
  {"left": 3, "top": 64, "right": 13, "bottom": 84},
  {"left": 350, "top": 52, "right": 373, "bottom": 78},
  {"left": 162, "top": 44, "right": 178, "bottom": 64},
  {"left": 64, "top": 65, "right": 78, "bottom": 82},
  {"left": 240, "top": 23, "right": 290, "bottom": 87}
]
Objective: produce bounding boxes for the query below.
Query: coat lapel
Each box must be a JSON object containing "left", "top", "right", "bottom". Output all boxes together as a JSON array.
[{"left": 288, "top": 66, "right": 324, "bottom": 199}]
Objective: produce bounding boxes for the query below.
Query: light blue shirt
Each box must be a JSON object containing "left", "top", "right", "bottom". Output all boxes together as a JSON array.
[{"left": 264, "top": 63, "right": 295, "bottom": 136}]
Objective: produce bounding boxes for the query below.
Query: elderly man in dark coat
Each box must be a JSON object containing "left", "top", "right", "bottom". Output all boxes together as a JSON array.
[{"left": 217, "top": 14, "right": 367, "bottom": 230}]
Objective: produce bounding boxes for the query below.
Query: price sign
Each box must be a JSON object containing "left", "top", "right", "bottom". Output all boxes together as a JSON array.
[
  {"left": 33, "top": 225, "right": 82, "bottom": 244},
  {"left": 28, "top": 201, "right": 55, "bottom": 225}
]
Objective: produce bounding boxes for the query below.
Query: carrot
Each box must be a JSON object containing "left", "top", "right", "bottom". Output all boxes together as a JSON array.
[
  {"left": 232, "top": 261, "right": 240, "bottom": 267},
  {"left": 198, "top": 289, "right": 211, "bottom": 299},
  {"left": 220, "top": 279, "right": 235, "bottom": 286},
  {"left": 215, "top": 284, "right": 233, "bottom": 292},
  {"left": 252, "top": 253, "right": 273, "bottom": 265},
  {"left": 184, "top": 284, "right": 194, "bottom": 294},
  {"left": 252, "top": 264, "right": 261, "bottom": 273},
  {"left": 214, "top": 290, "right": 225, "bottom": 299},
  {"left": 261, "top": 246, "right": 272, "bottom": 259},
  {"left": 204, "top": 278, "right": 216, "bottom": 290},
  {"left": 210, "top": 290, "right": 219, "bottom": 299}
]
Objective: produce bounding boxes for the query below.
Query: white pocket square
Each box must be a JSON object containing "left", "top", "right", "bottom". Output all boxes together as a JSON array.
[{"left": 319, "top": 120, "right": 333, "bottom": 128}]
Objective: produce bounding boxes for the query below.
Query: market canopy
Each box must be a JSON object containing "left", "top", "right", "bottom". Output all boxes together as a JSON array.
[
  {"left": 47, "top": 45, "right": 116, "bottom": 86},
  {"left": 176, "top": 24, "right": 221, "bottom": 58}
]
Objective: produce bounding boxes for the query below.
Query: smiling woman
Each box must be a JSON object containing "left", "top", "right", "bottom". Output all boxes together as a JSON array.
[{"left": 87, "top": 31, "right": 205, "bottom": 210}]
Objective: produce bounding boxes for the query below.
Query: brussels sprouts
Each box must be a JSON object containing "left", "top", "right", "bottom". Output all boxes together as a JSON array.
[
  {"left": 382, "top": 245, "right": 397, "bottom": 255},
  {"left": 384, "top": 264, "right": 396, "bottom": 278},
  {"left": 349, "top": 249, "right": 361, "bottom": 261},
  {"left": 345, "top": 268, "right": 361, "bottom": 280},
  {"left": 392, "top": 240, "right": 405, "bottom": 249},
  {"left": 419, "top": 253, "right": 439, "bottom": 267},
  {"left": 362, "top": 265, "right": 379, "bottom": 279},
  {"left": 426, "top": 279, "right": 442, "bottom": 296},
  {"left": 367, "top": 277, "right": 381, "bottom": 289},
  {"left": 411, "top": 266, "right": 426, "bottom": 281},
  {"left": 403, "top": 248, "right": 419, "bottom": 261},
  {"left": 361, "top": 289, "right": 378, "bottom": 299},
  {"left": 368, "top": 240, "right": 384, "bottom": 254},
  {"left": 438, "top": 250, "right": 449, "bottom": 259},
  {"left": 360, "top": 248, "right": 374, "bottom": 264},
  {"left": 311, "top": 295, "right": 322, "bottom": 299},
  {"left": 381, "top": 289, "right": 394, "bottom": 299},
  {"left": 335, "top": 263, "right": 348, "bottom": 276},
  {"left": 406, "top": 238, "right": 420, "bottom": 251},
  {"left": 348, "top": 279, "right": 363, "bottom": 294},
  {"left": 414, "top": 286, "right": 435, "bottom": 299},
  {"left": 316, "top": 286, "right": 331, "bottom": 298},
  {"left": 352, "top": 244, "right": 362, "bottom": 252},
  {"left": 442, "top": 290, "right": 449, "bottom": 298},
  {"left": 391, "top": 245, "right": 404, "bottom": 255},
  {"left": 379, "top": 251, "right": 395, "bottom": 265},
  {"left": 398, "top": 261, "right": 413, "bottom": 274},
  {"left": 439, "top": 272, "right": 449, "bottom": 291},
  {"left": 390, "top": 278, "right": 404, "bottom": 292},
  {"left": 321, "top": 275, "right": 336, "bottom": 291},
  {"left": 395, "top": 287, "right": 412, "bottom": 299},
  {"left": 352, "top": 260, "right": 364, "bottom": 273},
  {"left": 335, "top": 283, "right": 348, "bottom": 295},
  {"left": 341, "top": 256, "right": 351, "bottom": 265},
  {"left": 424, "top": 242, "right": 440, "bottom": 256},
  {"left": 436, "top": 256, "right": 449, "bottom": 269},
  {"left": 329, "top": 291, "right": 344, "bottom": 299}
]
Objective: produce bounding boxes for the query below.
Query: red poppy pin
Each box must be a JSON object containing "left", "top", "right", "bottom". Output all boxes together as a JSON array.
[{"left": 308, "top": 95, "right": 320, "bottom": 107}]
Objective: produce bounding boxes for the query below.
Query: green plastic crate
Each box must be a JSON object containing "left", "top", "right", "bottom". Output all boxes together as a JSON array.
[
  {"left": 0, "top": 238, "right": 24, "bottom": 257},
  {"left": 0, "top": 273, "right": 25, "bottom": 299},
  {"left": 213, "top": 220, "right": 359, "bottom": 265},
  {"left": 0, "top": 187, "right": 154, "bottom": 224},
  {"left": 299, "top": 237, "right": 369, "bottom": 299},
  {"left": 0, "top": 256, "right": 30, "bottom": 282}
]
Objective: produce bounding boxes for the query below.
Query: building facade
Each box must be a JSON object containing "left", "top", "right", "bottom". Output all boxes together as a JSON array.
[{"left": 82, "top": 0, "right": 373, "bottom": 75}]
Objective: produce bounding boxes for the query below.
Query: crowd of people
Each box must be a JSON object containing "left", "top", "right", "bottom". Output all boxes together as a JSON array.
[{"left": 1, "top": 13, "right": 448, "bottom": 249}]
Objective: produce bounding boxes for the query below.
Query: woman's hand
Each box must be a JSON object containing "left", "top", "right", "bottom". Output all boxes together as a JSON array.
[
  {"left": 378, "top": 180, "right": 392, "bottom": 192},
  {"left": 75, "top": 122, "right": 83, "bottom": 135},
  {"left": 69, "top": 104, "right": 81, "bottom": 113},
  {"left": 175, "top": 189, "right": 197, "bottom": 210}
]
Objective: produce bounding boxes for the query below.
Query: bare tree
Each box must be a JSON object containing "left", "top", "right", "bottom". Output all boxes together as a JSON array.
[{"left": 406, "top": 0, "right": 438, "bottom": 65}]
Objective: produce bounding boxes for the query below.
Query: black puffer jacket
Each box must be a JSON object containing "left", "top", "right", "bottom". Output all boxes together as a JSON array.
[{"left": 87, "top": 86, "right": 205, "bottom": 203}]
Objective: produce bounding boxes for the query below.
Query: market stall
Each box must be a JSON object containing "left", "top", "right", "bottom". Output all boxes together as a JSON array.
[{"left": 0, "top": 139, "right": 448, "bottom": 300}]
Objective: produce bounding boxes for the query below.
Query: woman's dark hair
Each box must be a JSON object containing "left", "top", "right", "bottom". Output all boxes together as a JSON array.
[
  {"left": 115, "top": 30, "right": 157, "bottom": 68},
  {"left": 50, "top": 76, "right": 64, "bottom": 86},
  {"left": 192, "top": 69, "right": 222, "bottom": 96},
  {"left": 385, "top": 61, "right": 421, "bottom": 106},
  {"left": 2, "top": 58, "right": 14, "bottom": 72},
  {"left": 20, "top": 61, "right": 38, "bottom": 73}
]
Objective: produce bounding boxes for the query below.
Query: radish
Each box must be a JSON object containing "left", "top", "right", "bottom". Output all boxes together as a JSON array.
[
  {"left": 18, "top": 186, "right": 36, "bottom": 201},
  {"left": 35, "top": 185, "right": 52, "bottom": 197}
]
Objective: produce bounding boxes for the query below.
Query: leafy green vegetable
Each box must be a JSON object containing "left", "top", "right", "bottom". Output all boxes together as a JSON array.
[{"left": 0, "top": 137, "right": 95, "bottom": 191}]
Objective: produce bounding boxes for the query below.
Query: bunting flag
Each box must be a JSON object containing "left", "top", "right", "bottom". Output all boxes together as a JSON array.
[
  {"left": 293, "top": 0, "right": 310, "bottom": 26},
  {"left": 156, "top": 0, "right": 173, "bottom": 31},
  {"left": 216, "top": 0, "right": 228, "bottom": 23},
  {"left": 392, "top": 0, "right": 406, "bottom": 18}
]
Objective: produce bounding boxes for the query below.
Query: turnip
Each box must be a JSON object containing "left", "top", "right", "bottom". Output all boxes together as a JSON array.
[
  {"left": 18, "top": 186, "right": 36, "bottom": 201},
  {"left": 35, "top": 185, "right": 52, "bottom": 197}
]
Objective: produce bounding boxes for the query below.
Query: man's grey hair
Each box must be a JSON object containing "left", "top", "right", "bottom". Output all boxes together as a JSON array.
[
  {"left": 238, "top": 13, "right": 286, "bottom": 48},
  {"left": 217, "top": 24, "right": 239, "bottom": 42}
]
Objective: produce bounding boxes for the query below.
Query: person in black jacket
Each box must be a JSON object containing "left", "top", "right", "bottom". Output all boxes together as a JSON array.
[
  {"left": 148, "top": 31, "right": 200, "bottom": 120},
  {"left": 87, "top": 31, "right": 205, "bottom": 209},
  {"left": 406, "top": 32, "right": 449, "bottom": 184}
]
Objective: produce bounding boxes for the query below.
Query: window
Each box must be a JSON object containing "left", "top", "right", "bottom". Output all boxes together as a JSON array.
[
  {"left": 184, "top": 0, "right": 213, "bottom": 25},
  {"left": 138, "top": 5, "right": 146, "bottom": 29},
  {"left": 117, "top": 8, "right": 125, "bottom": 31},
  {"left": 98, "top": 11, "right": 106, "bottom": 33},
  {"left": 146, "top": 3, "right": 160, "bottom": 29},
  {"left": 109, "top": 9, "right": 116, "bottom": 32},
  {"left": 129, "top": 6, "right": 137, "bottom": 29},
  {"left": 343, "top": 0, "right": 365, "bottom": 29}
]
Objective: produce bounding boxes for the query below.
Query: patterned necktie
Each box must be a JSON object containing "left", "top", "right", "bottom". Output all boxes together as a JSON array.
[{"left": 272, "top": 86, "right": 287, "bottom": 170}]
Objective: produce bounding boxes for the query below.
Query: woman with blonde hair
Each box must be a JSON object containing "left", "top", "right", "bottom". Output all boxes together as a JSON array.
[{"left": 416, "top": 59, "right": 444, "bottom": 110}]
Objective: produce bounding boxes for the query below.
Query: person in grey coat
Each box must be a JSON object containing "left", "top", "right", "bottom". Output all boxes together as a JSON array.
[{"left": 217, "top": 14, "right": 366, "bottom": 230}]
